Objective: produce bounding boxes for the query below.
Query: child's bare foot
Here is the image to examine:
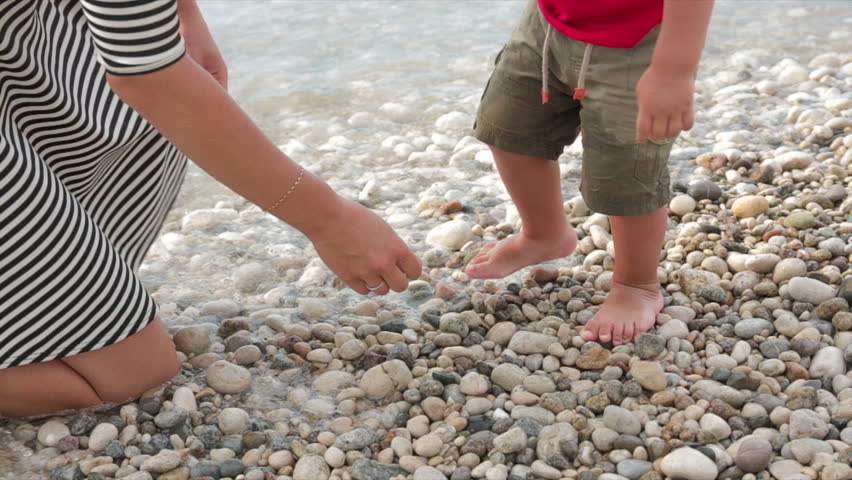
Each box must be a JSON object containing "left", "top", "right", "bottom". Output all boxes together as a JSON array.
[
  {"left": 465, "top": 227, "right": 578, "bottom": 279},
  {"left": 581, "top": 280, "right": 663, "bottom": 346}
]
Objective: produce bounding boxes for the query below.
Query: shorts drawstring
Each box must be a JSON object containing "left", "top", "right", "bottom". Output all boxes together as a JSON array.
[
  {"left": 574, "top": 43, "right": 592, "bottom": 100},
  {"left": 541, "top": 24, "right": 553, "bottom": 104},
  {"left": 541, "top": 23, "right": 593, "bottom": 104}
]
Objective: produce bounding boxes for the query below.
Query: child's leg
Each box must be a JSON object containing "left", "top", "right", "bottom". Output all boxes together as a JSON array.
[
  {"left": 581, "top": 207, "right": 666, "bottom": 345},
  {"left": 466, "top": 147, "right": 577, "bottom": 279},
  {"left": 466, "top": 0, "right": 582, "bottom": 279},
  {"left": 573, "top": 26, "right": 673, "bottom": 345}
]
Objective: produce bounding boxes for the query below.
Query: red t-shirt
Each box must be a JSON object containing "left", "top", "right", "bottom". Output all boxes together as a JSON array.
[{"left": 538, "top": 0, "right": 663, "bottom": 49}]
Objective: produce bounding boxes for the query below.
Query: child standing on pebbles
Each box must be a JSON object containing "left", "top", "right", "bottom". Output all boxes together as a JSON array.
[{"left": 466, "top": 0, "right": 714, "bottom": 345}]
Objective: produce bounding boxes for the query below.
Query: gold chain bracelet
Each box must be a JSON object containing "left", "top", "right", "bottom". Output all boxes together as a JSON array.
[{"left": 265, "top": 166, "right": 305, "bottom": 212}]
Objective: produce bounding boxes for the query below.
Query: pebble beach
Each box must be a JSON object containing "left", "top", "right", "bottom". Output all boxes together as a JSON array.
[{"left": 1, "top": 2, "right": 851, "bottom": 480}]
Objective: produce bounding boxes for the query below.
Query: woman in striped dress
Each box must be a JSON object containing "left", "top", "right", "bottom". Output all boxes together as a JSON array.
[{"left": 0, "top": 0, "right": 422, "bottom": 417}]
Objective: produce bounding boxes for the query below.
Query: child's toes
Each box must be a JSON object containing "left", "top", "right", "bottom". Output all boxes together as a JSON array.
[
  {"left": 581, "top": 318, "right": 602, "bottom": 341},
  {"left": 598, "top": 322, "right": 614, "bottom": 344},
  {"left": 612, "top": 323, "right": 625, "bottom": 346},
  {"left": 622, "top": 322, "right": 636, "bottom": 344}
]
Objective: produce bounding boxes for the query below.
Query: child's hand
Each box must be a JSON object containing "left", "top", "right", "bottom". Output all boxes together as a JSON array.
[
  {"left": 308, "top": 199, "right": 422, "bottom": 295},
  {"left": 635, "top": 65, "right": 695, "bottom": 143},
  {"left": 179, "top": 0, "right": 228, "bottom": 90}
]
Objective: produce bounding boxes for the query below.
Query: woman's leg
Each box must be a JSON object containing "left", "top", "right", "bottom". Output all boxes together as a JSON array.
[
  {"left": 0, "top": 318, "right": 179, "bottom": 417},
  {"left": 61, "top": 318, "right": 180, "bottom": 404},
  {"left": 0, "top": 360, "right": 103, "bottom": 417}
]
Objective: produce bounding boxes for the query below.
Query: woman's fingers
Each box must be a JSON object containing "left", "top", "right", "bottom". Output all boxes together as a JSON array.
[
  {"left": 345, "top": 273, "right": 371, "bottom": 295},
  {"left": 398, "top": 251, "right": 423, "bottom": 281},
  {"left": 362, "top": 276, "right": 390, "bottom": 296},
  {"left": 382, "top": 265, "right": 410, "bottom": 293}
]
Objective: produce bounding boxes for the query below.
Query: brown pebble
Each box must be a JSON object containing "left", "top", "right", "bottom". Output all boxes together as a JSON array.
[
  {"left": 293, "top": 342, "right": 311, "bottom": 358},
  {"left": 435, "top": 282, "right": 457, "bottom": 299},
  {"left": 531, "top": 265, "right": 560, "bottom": 284},
  {"left": 785, "top": 361, "right": 810, "bottom": 381},
  {"left": 762, "top": 228, "right": 783, "bottom": 241},
  {"left": 576, "top": 348, "right": 611, "bottom": 370},
  {"left": 440, "top": 200, "right": 463, "bottom": 214}
]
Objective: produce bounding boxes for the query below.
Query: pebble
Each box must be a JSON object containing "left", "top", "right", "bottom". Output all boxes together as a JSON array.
[
  {"left": 218, "top": 407, "right": 250, "bottom": 434},
  {"left": 688, "top": 180, "right": 722, "bottom": 201},
  {"left": 657, "top": 319, "right": 689, "bottom": 339},
  {"left": 735, "top": 437, "right": 773, "bottom": 473},
  {"left": 670, "top": 195, "right": 697, "bottom": 216},
  {"left": 460, "top": 372, "right": 490, "bottom": 396},
  {"left": 507, "top": 331, "right": 558, "bottom": 354},
  {"left": 700, "top": 413, "right": 732, "bottom": 439},
  {"left": 617, "top": 460, "right": 653, "bottom": 480},
  {"left": 414, "top": 433, "right": 444, "bottom": 457},
  {"left": 734, "top": 318, "right": 774, "bottom": 339},
  {"left": 172, "top": 325, "right": 210, "bottom": 355},
  {"left": 661, "top": 447, "right": 719, "bottom": 480},
  {"left": 788, "top": 277, "right": 837, "bottom": 305},
  {"left": 171, "top": 387, "right": 197, "bottom": 412},
  {"left": 773, "top": 258, "right": 807, "bottom": 284},
  {"left": 531, "top": 265, "right": 560, "bottom": 283},
  {"left": 491, "top": 363, "right": 527, "bottom": 391},
  {"left": 493, "top": 427, "right": 527, "bottom": 453},
  {"left": 324, "top": 446, "right": 345, "bottom": 469},
  {"left": 293, "top": 454, "right": 330, "bottom": 480},
  {"left": 630, "top": 361, "right": 667, "bottom": 391},
  {"left": 785, "top": 211, "right": 816, "bottom": 230},
  {"left": 415, "top": 466, "right": 449, "bottom": 480},
  {"left": 603, "top": 406, "right": 641, "bottom": 435},
  {"left": 426, "top": 220, "right": 474, "bottom": 250},
  {"left": 486, "top": 322, "right": 517, "bottom": 346},
  {"left": 351, "top": 458, "right": 405, "bottom": 480},
  {"left": 732, "top": 196, "right": 769, "bottom": 218},
  {"left": 88, "top": 423, "right": 119, "bottom": 452},
  {"left": 37, "top": 421, "right": 70, "bottom": 448},
  {"left": 769, "top": 459, "right": 804, "bottom": 480},
  {"left": 635, "top": 334, "right": 666, "bottom": 359},
  {"left": 141, "top": 449, "right": 181, "bottom": 473},
  {"left": 809, "top": 346, "right": 845, "bottom": 379},
  {"left": 360, "top": 360, "right": 412, "bottom": 398},
  {"left": 206, "top": 360, "right": 252, "bottom": 394}
]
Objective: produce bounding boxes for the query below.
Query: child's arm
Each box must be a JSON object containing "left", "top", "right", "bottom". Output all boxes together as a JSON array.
[
  {"left": 636, "top": 0, "right": 714, "bottom": 143},
  {"left": 107, "top": 57, "right": 422, "bottom": 294}
]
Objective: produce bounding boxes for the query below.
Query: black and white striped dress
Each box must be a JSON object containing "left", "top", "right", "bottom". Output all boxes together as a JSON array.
[{"left": 1, "top": 0, "right": 188, "bottom": 369}]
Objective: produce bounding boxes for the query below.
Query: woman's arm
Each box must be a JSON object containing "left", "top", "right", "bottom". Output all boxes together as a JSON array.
[
  {"left": 108, "top": 57, "right": 421, "bottom": 294},
  {"left": 177, "top": 0, "right": 228, "bottom": 89}
]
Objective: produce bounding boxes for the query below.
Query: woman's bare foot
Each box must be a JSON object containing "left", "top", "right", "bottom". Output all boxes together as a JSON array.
[
  {"left": 465, "top": 227, "right": 578, "bottom": 279},
  {"left": 581, "top": 280, "right": 663, "bottom": 346}
]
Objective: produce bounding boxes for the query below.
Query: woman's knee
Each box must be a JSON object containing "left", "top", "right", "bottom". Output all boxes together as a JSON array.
[
  {"left": 0, "top": 360, "right": 103, "bottom": 417},
  {"left": 96, "top": 354, "right": 180, "bottom": 403},
  {"left": 62, "top": 317, "right": 181, "bottom": 403}
]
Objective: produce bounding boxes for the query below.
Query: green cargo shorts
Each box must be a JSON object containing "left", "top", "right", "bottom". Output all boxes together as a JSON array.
[{"left": 474, "top": 0, "right": 674, "bottom": 216}]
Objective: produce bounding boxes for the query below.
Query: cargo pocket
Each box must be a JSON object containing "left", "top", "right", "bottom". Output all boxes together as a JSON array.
[
  {"left": 473, "top": 47, "right": 506, "bottom": 130},
  {"left": 632, "top": 138, "right": 672, "bottom": 191}
]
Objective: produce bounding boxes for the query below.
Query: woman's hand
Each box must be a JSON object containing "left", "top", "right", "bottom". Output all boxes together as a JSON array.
[
  {"left": 178, "top": 0, "right": 228, "bottom": 89},
  {"left": 308, "top": 198, "right": 422, "bottom": 295}
]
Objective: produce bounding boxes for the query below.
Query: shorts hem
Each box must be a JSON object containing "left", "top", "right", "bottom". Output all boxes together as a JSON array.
[
  {"left": 473, "top": 118, "right": 565, "bottom": 161},
  {"left": 582, "top": 190, "right": 672, "bottom": 217}
]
